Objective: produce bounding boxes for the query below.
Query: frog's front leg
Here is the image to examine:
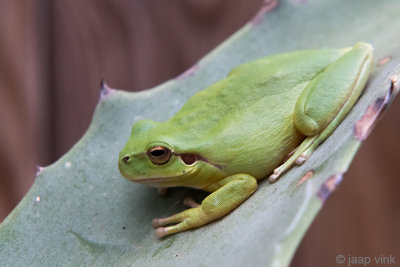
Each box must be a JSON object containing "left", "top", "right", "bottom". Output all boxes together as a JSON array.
[
  {"left": 269, "top": 42, "right": 373, "bottom": 183},
  {"left": 152, "top": 174, "right": 257, "bottom": 238}
]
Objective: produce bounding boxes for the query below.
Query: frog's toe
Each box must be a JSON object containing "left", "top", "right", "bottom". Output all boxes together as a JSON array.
[
  {"left": 152, "top": 218, "right": 164, "bottom": 228},
  {"left": 152, "top": 211, "right": 186, "bottom": 229},
  {"left": 155, "top": 227, "right": 168, "bottom": 238},
  {"left": 295, "top": 153, "right": 307, "bottom": 165},
  {"left": 153, "top": 218, "right": 187, "bottom": 237},
  {"left": 183, "top": 196, "right": 200, "bottom": 208},
  {"left": 155, "top": 223, "right": 186, "bottom": 238},
  {"left": 269, "top": 172, "right": 280, "bottom": 183}
]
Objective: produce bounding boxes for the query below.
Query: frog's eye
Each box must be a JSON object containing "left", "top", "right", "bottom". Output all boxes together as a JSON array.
[{"left": 147, "top": 146, "right": 171, "bottom": 165}]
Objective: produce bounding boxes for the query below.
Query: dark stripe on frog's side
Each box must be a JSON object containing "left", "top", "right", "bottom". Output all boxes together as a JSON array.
[
  {"left": 134, "top": 151, "right": 224, "bottom": 170},
  {"left": 172, "top": 152, "right": 223, "bottom": 170}
]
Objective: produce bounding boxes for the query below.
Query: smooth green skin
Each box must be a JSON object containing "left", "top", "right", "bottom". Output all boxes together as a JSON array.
[{"left": 118, "top": 42, "right": 373, "bottom": 238}]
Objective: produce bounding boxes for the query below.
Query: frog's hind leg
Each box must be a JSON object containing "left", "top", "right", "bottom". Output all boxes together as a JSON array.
[{"left": 269, "top": 42, "right": 373, "bottom": 183}]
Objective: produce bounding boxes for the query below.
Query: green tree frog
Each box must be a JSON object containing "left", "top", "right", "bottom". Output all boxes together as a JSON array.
[{"left": 118, "top": 42, "right": 373, "bottom": 238}]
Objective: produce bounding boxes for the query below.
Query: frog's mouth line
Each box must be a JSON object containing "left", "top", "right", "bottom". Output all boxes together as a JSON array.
[{"left": 132, "top": 168, "right": 195, "bottom": 184}]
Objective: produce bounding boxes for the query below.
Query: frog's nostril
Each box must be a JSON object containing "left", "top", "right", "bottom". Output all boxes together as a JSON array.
[{"left": 122, "top": 156, "right": 130, "bottom": 163}]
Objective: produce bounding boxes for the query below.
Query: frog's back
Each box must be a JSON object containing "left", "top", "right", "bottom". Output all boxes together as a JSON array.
[
  {"left": 169, "top": 49, "right": 345, "bottom": 134},
  {"left": 167, "top": 48, "right": 347, "bottom": 178}
]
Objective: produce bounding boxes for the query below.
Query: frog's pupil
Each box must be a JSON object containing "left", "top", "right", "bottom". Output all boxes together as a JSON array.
[{"left": 151, "top": 150, "right": 165, "bottom": 157}]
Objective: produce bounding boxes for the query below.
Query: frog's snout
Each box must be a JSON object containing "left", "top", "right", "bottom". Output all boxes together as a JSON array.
[{"left": 118, "top": 153, "right": 134, "bottom": 179}]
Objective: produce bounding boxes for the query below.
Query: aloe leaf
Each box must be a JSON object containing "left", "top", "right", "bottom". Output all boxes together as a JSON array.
[{"left": 1, "top": 0, "right": 400, "bottom": 266}]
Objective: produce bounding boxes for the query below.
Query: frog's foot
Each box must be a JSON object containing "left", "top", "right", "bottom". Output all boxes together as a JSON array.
[
  {"left": 268, "top": 136, "right": 317, "bottom": 183},
  {"left": 152, "top": 174, "right": 257, "bottom": 238},
  {"left": 152, "top": 208, "right": 208, "bottom": 238},
  {"left": 183, "top": 196, "right": 200, "bottom": 208},
  {"left": 157, "top": 188, "right": 168, "bottom": 196}
]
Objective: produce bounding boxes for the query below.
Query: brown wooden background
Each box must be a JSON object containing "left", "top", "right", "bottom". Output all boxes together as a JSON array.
[{"left": 1, "top": 1, "right": 399, "bottom": 266}]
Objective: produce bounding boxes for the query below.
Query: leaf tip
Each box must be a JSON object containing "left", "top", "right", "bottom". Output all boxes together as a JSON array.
[
  {"left": 353, "top": 76, "right": 399, "bottom": 141},
  {"left": 317, "top": 173, "right": 343, "bottom": 203},
  {"left": 390, "top": 75, "right": 400, "bottom": 96},
  {"left": 99, "top": 79, "right": 116, "bottom": 102},
  {"left": 35, "top": 166, "right": 45, "bottom": 177},
  {"left": 250, "top": 0, "right": 278, "bottom": 25},
  {"left": 175, "top": 63, "right": 199, "bottom": 80}
]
